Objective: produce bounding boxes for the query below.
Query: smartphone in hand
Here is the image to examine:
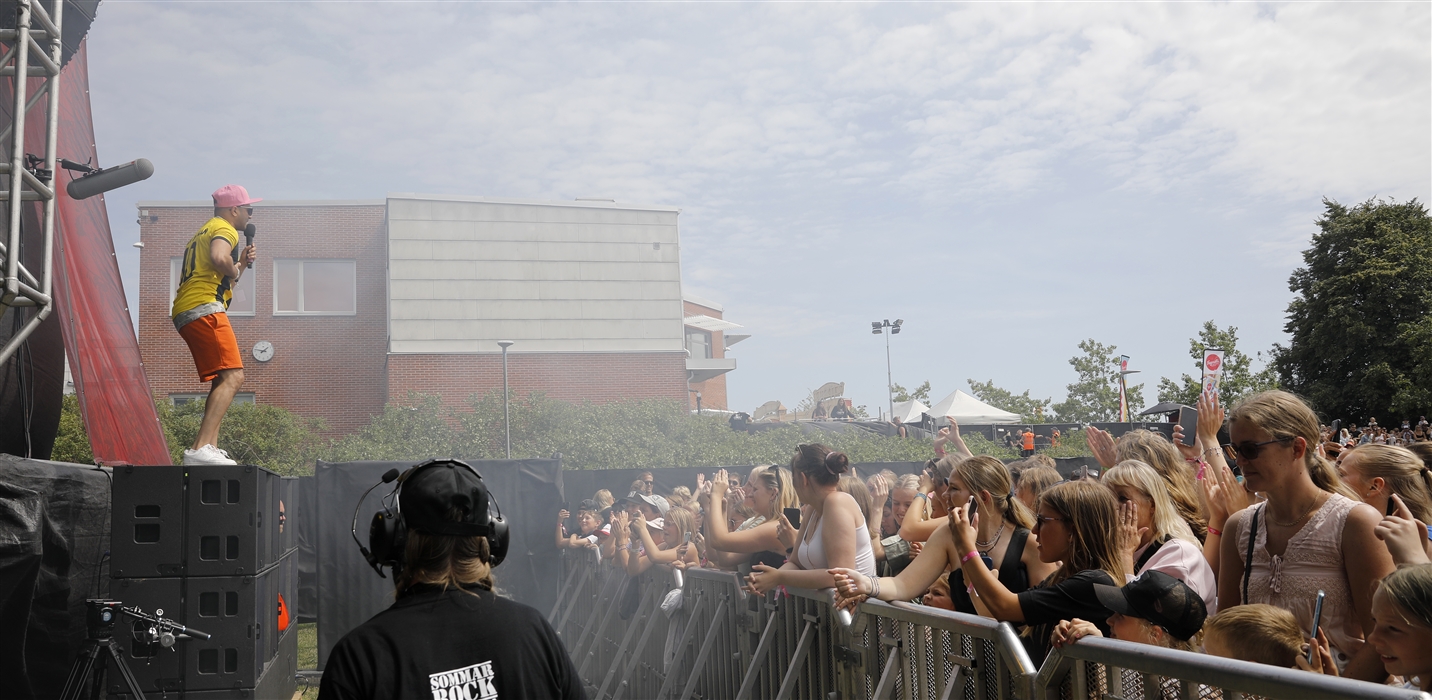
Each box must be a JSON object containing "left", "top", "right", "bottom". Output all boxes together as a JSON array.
[
  {"left": 1308, "top": 589, "right": 1326, "bottom": 664},
  {"left": 783, "top": 507, "right": 802, "bottom": 531},
  {"left": 1177, "top": 407, "right": 1199, "bottom": 447},
  {"left": 967, "top": 496, "right": 978, "bottom": 523}
]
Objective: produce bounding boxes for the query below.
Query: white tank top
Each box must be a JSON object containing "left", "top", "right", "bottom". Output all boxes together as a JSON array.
[{"left": 793, "top": 507, "right": 877, "bottom": 579}]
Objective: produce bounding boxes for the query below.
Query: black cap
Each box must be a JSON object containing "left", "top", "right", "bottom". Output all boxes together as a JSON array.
[
  {"left": 399, "top": 461, "right": 490, "bottom": 536},
  {"left": 577, "top": 499, "right": 600, "bottom": 512},
  {"left": 1093, "top": 570, "right": 1207, "bottom": 641}
]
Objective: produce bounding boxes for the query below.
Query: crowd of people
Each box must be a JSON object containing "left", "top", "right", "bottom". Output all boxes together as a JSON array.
[{"left": 554, "top": 390, "right": 1432, "bottom": 694}]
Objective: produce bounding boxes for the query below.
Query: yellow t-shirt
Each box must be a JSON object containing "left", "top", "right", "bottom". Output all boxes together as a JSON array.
[{"left": 172, "top": 217, "right": 240, "bottom": 318}]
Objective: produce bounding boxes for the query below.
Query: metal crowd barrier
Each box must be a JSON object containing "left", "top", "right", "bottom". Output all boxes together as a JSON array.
[
  {"left": 1036, "top": 635, "right": 1432, "bottom": 700},
  {"left": 551, "top": 551, "right": 1432, "bottom": 700}
]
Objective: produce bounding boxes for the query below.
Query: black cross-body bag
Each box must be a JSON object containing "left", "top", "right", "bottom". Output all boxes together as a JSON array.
[{"left": 1242, "top": 504, "right": 1263, "bottom": 604}]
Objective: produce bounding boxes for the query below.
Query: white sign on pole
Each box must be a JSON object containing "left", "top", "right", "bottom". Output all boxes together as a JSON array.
[{"left": 1202, "top": 348, "right": 1226, "bottom": 398}]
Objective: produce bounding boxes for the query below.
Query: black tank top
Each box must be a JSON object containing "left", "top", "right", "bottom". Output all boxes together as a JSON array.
[{"left": 948, "top": 527, "right": 1031, "bottom": 615}]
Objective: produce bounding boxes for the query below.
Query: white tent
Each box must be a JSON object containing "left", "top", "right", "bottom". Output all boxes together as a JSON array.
[
  {"left": 927, "top": 390, "right": 1021, "bottom": 424},
  {"left": 891, "top": 399, "right": 929, "bottom": 424}
]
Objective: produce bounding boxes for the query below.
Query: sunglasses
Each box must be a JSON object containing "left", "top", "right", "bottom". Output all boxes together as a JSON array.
[
  {"left": 1033, "top": 515, "right": 1066, "bottom": 528},
  {"left": 1223, "top": 436, "right": 1295, "bottom": 462}
]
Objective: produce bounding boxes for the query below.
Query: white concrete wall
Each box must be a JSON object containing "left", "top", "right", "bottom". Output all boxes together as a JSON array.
[{"left": 386, "top": 195, "right": 684, "bottom": 353}]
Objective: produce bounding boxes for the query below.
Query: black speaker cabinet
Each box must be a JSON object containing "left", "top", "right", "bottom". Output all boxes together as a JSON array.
[
  {"left": 112, "top": 464, "right": 280, "bottom": 578},
  {"left": 186, "top": 464, "right": 279, "bottom": 577},
  {"left": 108, "top": 554, "right": 294, "bottom": 696},
  {"left": 110, "top": 465, "right": 188, "bottom": 577},
  {"left": 277, "top": 476, "right": 297, "bottom": 559}
]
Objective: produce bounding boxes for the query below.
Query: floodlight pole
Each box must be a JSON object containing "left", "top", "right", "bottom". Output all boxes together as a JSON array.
[
  {"left": 883, "top": 329, "right": 893, "bottom": 420},
  {"left": 498, "top": 340, "right": 514, "bottom": 458}
]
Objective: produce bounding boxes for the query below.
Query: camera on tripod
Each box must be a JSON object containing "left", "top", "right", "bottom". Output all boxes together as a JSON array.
[{"left": 63, "top": 599, "right": 211, "bottom": 700}]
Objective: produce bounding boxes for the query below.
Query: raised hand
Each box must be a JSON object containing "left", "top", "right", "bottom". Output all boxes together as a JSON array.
[
  {"left": 1294, "top": 628, "right": 1340, "bottom": 676},
  {"left": 557, "top": 509, "right": 570, "bottom": 524},
  {"left": 1171, "top": 424, "right": 1202, "bottom": 462},
  {"left": 869, "top": 475, "right": 890, "bottom": 505},
  {"left": 1196, "top": 391, "right": 1225, "bottom": 443},
  {"left": 1201, "top": 459, "right": 1248, "bottom": 531},
  {"left": 1374, "top": 494, "right": 1432, "bottom": 566},
  {"left": 1087, "top": 426, "right": 1118, "bottom": 468},
  {"left": 712, "top": 468, "right": 730, "bottom": 497}
]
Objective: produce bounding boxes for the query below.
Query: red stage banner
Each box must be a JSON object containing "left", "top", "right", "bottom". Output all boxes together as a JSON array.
[{"left": 45, "top": 42, "right": 171, "bottom": 465}]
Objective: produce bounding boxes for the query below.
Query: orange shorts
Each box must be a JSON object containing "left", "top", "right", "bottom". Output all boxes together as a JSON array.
[{"left": 178, "top": 312, "right": 243, "bottom": 382}]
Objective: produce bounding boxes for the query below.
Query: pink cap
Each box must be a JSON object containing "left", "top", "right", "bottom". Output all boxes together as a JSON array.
[{"left": 212, "top": 184, "right": 261, "bottom": 208}]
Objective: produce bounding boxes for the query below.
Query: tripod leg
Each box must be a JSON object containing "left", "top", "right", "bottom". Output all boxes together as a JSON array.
[
  {"left": 105, "top": 639, "right": 148, "bottom": 700},
  {"left": 58, "top": 641, "right": 104, "bottom": 700}
]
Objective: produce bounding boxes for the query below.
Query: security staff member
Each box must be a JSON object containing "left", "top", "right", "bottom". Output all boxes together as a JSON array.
[{"left": 319, "top": 463, "right": 584, "bottom": 700}]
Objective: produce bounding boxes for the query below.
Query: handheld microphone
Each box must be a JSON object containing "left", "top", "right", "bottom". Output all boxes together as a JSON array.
[
  {"left": 243, "top": 223, "right": 255, "bottom": 247},
  {"left": 65, "top": 158, "right": 153, "bottom": 200}
]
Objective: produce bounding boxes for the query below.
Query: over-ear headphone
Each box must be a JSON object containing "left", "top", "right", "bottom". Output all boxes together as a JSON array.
[{"left": 350, "top": 459, "right": 509, "bottom": 579}]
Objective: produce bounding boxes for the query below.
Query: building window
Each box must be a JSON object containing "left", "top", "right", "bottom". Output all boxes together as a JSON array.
[
  {"left": 170, "top": 257, "right": 255, "bottom": 316},
  {"left": 171, "top": 393, "right": 254, "bottom": 406},
  {"left": 274, "top": 260, "right": 356, "bottom": 315},
  {"left": 685, "top": 328, "right": 712, "bottom": 359}
]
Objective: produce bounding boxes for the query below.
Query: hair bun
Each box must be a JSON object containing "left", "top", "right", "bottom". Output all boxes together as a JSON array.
[{"left": 824, "top": 451, "right": 850, "bottom": 475}]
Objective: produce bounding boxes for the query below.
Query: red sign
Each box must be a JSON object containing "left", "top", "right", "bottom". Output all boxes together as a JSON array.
[{"left": 1205, "top": 354, "right": 1222, "bottom": 372}]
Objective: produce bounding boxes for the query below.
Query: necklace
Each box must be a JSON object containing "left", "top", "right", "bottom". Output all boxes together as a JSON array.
[
  {"left": 1267, "top": 493, "right": 1326, "bottom": 528},
  {"left": 976, "top": 521, "right": 1006, "bottom": 552}
]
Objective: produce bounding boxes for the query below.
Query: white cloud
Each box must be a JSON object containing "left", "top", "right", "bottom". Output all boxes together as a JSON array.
[{"left": 88, "top": 1, "right": 1429, "bottom": 414}]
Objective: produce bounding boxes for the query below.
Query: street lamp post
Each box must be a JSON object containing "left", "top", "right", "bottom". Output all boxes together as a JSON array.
[
  {"left": 870, "top": 319, "right": 903, "bottom": 421},
  {"left": 498, "top": 340, "right": 514, "bottom": 458}
]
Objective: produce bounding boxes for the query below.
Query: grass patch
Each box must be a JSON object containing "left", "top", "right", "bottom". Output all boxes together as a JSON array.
[{"left": 298, "top": 622, "right": 317, "bottom": 669}]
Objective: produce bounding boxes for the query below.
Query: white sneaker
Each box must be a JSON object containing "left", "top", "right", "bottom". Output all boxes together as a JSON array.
[{"left": 183, "top": 444, "right": 237, "bottom": 465}]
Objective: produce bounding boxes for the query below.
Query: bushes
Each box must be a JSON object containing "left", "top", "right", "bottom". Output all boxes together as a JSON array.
[{"left": 49, "top": 390, "right": 1095, "bottom": 474}]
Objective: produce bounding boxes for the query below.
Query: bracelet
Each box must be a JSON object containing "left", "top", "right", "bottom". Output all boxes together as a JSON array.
[
  {"left": 1206, "top": 527, "right": 1222, "bottom": 537},
  {"left": 961, "top": 550, "right": 980, "bottom": 564},
  {"left": 966, "top": 584, "right": 975, "bottom": 595},
  {"left": 1202, "top": 446, "right": 1222, "bottom": 457},
  {"left": 916, "top": 493, "right": 928, "bottom": 500},
  {"left": 869, "top": 575, "right": 881, "bottom": 600}
]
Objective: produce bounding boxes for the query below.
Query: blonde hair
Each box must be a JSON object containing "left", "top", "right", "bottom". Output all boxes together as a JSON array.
[
  {"left": 664, "top": 506, "right": 697, "bottom": 541},
  {"left": 838, "top": 475, "right": 878, "bottom": 538},
  {"left": 931, "top": 454, "right": 966, "bottom": 483},
  {"left": 593, "top": 489, "right": 614, "bottom": 511},
  {"left": 396, "top": 514, "right": 495, "bottom": 597},
  {"left": 894, "top": 474, "right": 922, "bottom": 492},
  {"left": 1103, "top": 460, "right": 1198, "bottom": 546},
  {"left": 1115, "top": 430, "right": 1207, "bottom": 540},
  {"left": 1204, "top": 605, "right": 1303, "bottom": 667},
  {"left": 1378, "top": 564, "right": 1432, "bottom": 629},
  {"left": 749, "top": 465, "right": 798, "bottom": 517},
  {"left": 1025, "top": 454, "right": 1057, "bottom": 469},
  {"left": 953, "top": 455, "right": 1034, "bottom": 529},
  {"left": 1344, "top": 445, "right": 1432, "bottom": 523},
  {"left": 1037, "top": 481, "right": 1126, "bottom": 586},
  {"left": 1017, "top": 466, "right": 1062, "bottom": 501},
  {"left": 1119, "top": 615, "right": 1200, "bottom": 653},
  {"left": 1229, "top": 391, "right": 1360, "bottom": 502}
]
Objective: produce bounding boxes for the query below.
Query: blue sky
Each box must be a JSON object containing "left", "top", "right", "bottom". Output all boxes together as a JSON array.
[{"left": 88, "top": 2, "right": 1430, "bottom": 416}]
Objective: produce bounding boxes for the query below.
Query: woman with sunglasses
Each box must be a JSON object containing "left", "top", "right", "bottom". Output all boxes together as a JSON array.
[
  {"left": 899, "top": 456, "right": 959, "bottom": 543},
  {"left": 833, "top": 480, "right": 1125, "bottom": 662},
  {"left": 699, "top": 465, "right": 797, "bottom": 571},
  {"left": 1217, "top": 390, "right": 1395, "bottom": 682}
]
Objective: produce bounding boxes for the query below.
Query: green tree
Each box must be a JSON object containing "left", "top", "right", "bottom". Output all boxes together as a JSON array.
[
  {"left": 966, "top": 379, "right": 1051, "bottom": 423},
  {"left": 156, "top": 399, "right": 326, "bottom": 475},
  {"left": 891, "top": 381, "right": 932, "bottom": 404},
  {"left": 1051, "top": 339, "right": 1144, "bottom": 423},
  {"left": 51, "top": 394, "right": 94, "bottom": 464},
  {"left": 1157, "top": 322, "right": 1279, "bottom": 407},
  {"left": 1271, "top": 198, "right": 1432, "bottom": 421}
]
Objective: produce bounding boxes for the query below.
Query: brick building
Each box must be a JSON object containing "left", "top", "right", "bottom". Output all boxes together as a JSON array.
[{"left": 136, "top": 195, "right": 743, "bottom": 435}]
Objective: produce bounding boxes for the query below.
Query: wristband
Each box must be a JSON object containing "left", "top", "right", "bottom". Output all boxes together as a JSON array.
[
  {"left": 1206, "top": 527, "right": 1222, "bottom": 537},
  {"left": 916, "top": 493, "right": 928, "bottom": 500},
  {"left": 961, "top": 550, "right": 980, "bottom": 564}
]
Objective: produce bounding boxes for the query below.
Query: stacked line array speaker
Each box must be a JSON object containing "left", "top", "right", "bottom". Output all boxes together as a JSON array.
[{"left": 109, "top": 465, "right": 299, "bottom": 699}]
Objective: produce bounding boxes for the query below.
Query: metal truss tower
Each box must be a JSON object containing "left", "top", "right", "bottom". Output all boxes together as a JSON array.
[{"left": 0, "top": 0, "right": 62, "bottom": 366}]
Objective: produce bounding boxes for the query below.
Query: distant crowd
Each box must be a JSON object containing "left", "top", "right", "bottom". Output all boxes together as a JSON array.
[{"left": 555, "top": 390, "right": 1432, "bottom": 693}]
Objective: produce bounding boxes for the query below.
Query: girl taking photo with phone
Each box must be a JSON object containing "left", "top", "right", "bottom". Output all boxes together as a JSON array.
[{"left": 700, "top": 465, "right": 798, "bottom": 571}]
